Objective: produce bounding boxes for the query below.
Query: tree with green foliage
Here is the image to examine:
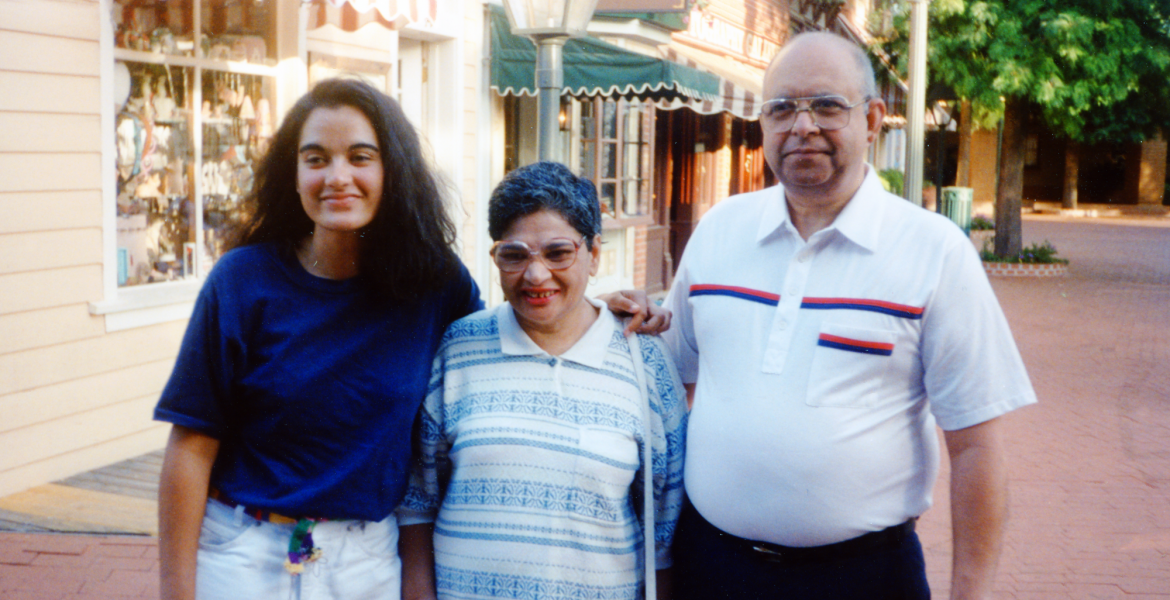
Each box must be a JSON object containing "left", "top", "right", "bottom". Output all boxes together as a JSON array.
[{"left": 877, "top": 0, "right": 1170, "bottom": 256}]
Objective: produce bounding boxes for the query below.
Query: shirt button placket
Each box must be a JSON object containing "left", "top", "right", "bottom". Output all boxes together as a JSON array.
[{"left": 762, "top": 246, "right": 811, "bottom": 374}]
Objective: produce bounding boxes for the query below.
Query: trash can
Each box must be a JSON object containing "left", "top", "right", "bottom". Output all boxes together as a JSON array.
[{"left": 940, "top": 187, "right": 974, "bottom": 235}]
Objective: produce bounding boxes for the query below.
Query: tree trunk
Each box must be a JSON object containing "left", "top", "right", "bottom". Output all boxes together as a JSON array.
[
  {"left": 957, "top": 100, "right": 972, "bottom": 187},
  {"left": 995, "top": 98, "right": 1026, "bottom": 257},
  {"left": 1062, "top": 142, "right": 1079, "bottom": 210}
]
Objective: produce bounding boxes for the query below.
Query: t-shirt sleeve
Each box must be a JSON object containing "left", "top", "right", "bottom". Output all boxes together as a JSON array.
[
  {"left": 152, "top": 274, "right": 237, "bottom": 438},
  {"left": 921, "top": 235, "right": 1038, "bottom": 430}
]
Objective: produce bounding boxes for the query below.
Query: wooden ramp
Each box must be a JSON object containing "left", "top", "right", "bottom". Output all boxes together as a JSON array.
[{"left": 0, "top": 450, "right": 162, "bottom": 535}]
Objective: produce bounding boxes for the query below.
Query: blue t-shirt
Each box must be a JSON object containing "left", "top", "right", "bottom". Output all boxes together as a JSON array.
[{"left": 154, "top": 243, "right": 482, "bottom": 521}]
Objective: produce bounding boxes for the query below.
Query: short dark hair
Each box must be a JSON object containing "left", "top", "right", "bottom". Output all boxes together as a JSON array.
[
  {"left": 488, "top": 162, "right": 601, "bottom": 249},
  {"left": 229, "top": 78, "right": 460, "bottom": 304}
]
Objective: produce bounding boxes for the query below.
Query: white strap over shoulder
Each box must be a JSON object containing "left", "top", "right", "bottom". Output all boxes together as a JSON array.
[{"left": 626, "top": 332, "right": 656, "bottom": 600}]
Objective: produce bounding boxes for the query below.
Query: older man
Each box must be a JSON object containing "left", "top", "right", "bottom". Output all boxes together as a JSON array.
[{"left": 662, "top": 32, "right": 1036, "bottom": 600}]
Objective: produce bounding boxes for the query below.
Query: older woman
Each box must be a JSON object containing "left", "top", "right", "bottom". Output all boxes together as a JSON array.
[{"left": 399, "top": 161, "right": 688, "bottom": 600}]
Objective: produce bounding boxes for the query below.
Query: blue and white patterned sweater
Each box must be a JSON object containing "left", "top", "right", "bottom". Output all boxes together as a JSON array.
[{"left": 399, "top": 302, "right": 687, "bottom": 600}]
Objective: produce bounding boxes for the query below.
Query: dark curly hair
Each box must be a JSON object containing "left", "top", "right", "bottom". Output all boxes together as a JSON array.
[
  {"left": 488, "top": 161, "right": 601, "bottom": 250},
  {"left": 229, "top": 78, "right": 460, "bottom": 304}
]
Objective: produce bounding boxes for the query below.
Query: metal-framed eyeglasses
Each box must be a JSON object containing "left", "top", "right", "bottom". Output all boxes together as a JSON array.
[
  {"left": 490, "top": 236, "right": 587, "bottom": 273},
  {"left": 759, "top": 95, "right": 871, "bottom": 132}
]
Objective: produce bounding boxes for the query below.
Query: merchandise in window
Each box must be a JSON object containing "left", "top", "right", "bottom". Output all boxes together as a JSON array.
[
  {"left": 113, "top": 0, "right": 273, "bottom": 64},
  {"left": 112, "top": 0, "right": 275, "bottom": 288}
]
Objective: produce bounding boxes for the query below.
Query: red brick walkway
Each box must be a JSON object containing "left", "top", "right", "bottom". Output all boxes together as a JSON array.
[
  {"left": 919, "top": 215, "right": 1170, "bottom": 599},
  {"left": 2, "top": 214, "right": 1168, "bottom": 599},
  {"left": 0, "top": 533, "right": 157, "bottom": 599}
]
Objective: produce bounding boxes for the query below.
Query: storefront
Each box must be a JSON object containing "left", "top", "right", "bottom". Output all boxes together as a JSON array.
[
  {"left": 485, "top": 3, "right": 721, "bottom": 301},
  {"left": 0, "top": 0, "right": 485, "bottom": 497}
]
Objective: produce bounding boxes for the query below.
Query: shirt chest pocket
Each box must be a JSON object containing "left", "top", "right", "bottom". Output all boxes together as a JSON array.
[{"left": 806, "top": 323, "right": 896, "bottom": 408}]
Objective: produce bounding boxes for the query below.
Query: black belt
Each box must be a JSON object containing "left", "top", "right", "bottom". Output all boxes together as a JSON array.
[{"left": 742, "top": 519, "right": 917, "bottom": 564}]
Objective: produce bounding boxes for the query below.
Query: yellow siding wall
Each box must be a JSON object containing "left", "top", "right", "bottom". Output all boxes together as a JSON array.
[{"left": 0, "top": 0, "right": 172, "bottom": 497}]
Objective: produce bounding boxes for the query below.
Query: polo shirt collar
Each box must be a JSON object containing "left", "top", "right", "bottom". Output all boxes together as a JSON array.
[
  {"left": 830, "top": 166, "right": 885, "bottom": 253},
  {"left": 498, "top": 297, "right": 615, "bottom": 369},
  {"left": 757, "top": 165, "right": 886, "bottom": 252},
  {"left": 756, "top": 186, "right": 793, "bottom": 243}
]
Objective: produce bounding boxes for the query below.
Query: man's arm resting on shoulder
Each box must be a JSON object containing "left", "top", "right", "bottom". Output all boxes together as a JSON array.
[
  {"left": 943, "top": 416, "right": 1009, "bottom": 600},
  {"left": 598, "top": 290, "right": 672, "bottom": 336}
]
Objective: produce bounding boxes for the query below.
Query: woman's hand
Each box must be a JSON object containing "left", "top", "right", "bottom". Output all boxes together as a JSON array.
[{"left": 600, "top": 290, "right": 672, "bottom": 336}]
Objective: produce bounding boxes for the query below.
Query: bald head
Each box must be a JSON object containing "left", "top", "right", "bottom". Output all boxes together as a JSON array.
[{"left": 766, "top": 32, "right": 877, "bottom": 100}]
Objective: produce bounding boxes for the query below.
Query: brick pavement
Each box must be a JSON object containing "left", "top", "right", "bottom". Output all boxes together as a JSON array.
[
  {"left": 1, "top": 214, "right": 1168, "bottom": 599},
  {"left": 919, "top": 215, "right": 1170, "bottom": 599}
]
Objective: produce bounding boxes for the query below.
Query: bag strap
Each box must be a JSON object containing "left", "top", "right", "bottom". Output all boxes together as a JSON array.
[{"left": 627, "top": 333, "right": 656, "bottom": 600}]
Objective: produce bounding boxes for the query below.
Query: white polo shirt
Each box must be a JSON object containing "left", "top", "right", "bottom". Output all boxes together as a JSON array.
[{"left": 662, "top": 168, "right": 1037, "bottom": 547}]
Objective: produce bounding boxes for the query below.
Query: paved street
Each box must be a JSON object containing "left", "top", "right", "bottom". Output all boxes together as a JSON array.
[{"left": 2, "top": 213, "right": 1169, "bottom": 599}]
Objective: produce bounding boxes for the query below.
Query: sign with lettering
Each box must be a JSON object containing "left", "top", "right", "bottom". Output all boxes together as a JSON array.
[
  {"left": 684, "top": 8, "right": 780, "bottom": 64},
  {"left": 595, "top": 0, "right": 688, "bottom": 13}
]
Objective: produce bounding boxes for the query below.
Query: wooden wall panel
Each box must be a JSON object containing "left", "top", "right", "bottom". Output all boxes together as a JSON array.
[
  {"left": 0, "top": 266, "right": 102, "bottom": 315},
  {"left": 0, "top": 72, "right": 100, "bottom": 114},
  {"left": 0, "top": 229, "right": 101, "bottom": 274},
  {"left": 0, "top": 395, "right": 159, "bottom": 472},
  {"left": 0, "top": 113, "right": 101, "bottom": 153},
  {"left": 0, "top": 31, "right": 98, "bottom": 76},
  {"left": 0, "top": 0, "right": 100, "bottom": 40},
  {"left": 0, "top": 426, "right": 170, "bottom": 499},
  {"left": 0, "top": 191, "right": 102, "bottom": 234},
  {"left": 0, "top": 360, "right": 171, "bottom": 434},
  {"left": 0, "top": 154, "right": 101, "bottom": 193},
  {"left": 0, "top": 304, "right": 107, "bottom": 356},
  {"left": 0, "top": 320, "right": 185, "bottom": 396}
]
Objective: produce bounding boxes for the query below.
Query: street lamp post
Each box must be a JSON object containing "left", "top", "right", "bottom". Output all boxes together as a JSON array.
[
  {"left": 500, "top": 0, "right": 600, "bottom": 163},
  {"left": 903, "top": 0, "right": 929, "bottom": 206}
]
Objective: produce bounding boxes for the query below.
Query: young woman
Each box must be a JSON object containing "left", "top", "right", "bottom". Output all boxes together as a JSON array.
[{"left": 154, "top": 79, "right": 482, "bottom": 600}]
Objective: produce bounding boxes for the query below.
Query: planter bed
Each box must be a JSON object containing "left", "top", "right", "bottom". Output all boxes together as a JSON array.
[{"left": 983, "top": 262, "right": 1068, "bottom": 277}]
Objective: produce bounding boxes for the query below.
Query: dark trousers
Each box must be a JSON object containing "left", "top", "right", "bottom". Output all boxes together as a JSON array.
[{"left": 672, "top": 500, "right": 931, "bottom": 600}]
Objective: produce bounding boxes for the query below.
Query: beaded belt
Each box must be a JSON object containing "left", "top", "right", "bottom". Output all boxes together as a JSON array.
[{"left": 207, "top": 488, "right": 325, "bottom": 574}]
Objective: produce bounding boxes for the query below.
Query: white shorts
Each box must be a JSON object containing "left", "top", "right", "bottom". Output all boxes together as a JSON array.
[{"left": 196, "top": 497, "right": 401, "bottom": 600}]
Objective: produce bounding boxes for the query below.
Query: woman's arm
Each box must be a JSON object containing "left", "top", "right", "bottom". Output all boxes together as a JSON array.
[
  {"left": 158, "top": 425, "right": 220, "bottom": 600},
  {"left": 399, "top": 523, "right": 437, "bottom": 600}
]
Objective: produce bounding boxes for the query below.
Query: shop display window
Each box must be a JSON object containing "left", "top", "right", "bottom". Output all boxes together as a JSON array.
[{"left": 113, "top": 1, "right": 275, "bottom": 288}]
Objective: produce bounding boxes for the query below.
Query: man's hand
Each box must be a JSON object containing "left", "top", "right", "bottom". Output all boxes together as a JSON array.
[{"left": 599, "top": 290, "right": 672, "bottom": 336}]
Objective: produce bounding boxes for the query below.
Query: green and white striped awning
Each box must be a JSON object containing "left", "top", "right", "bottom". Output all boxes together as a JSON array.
[{"left": 489, "top": 5, "right": 719, "bottom": 102}]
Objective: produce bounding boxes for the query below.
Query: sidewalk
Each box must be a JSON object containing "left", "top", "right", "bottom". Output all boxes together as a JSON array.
[{"left": 2, "top": 213, "right": 1169, "bottom": 599}]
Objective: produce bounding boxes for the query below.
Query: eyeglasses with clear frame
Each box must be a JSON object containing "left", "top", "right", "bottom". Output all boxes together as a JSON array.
[
  {"left": 490, "top": 236, "right": 587, "bottom": 273},
  {"left": 759, "top": 95, "right": 871, "bottom": 132}
]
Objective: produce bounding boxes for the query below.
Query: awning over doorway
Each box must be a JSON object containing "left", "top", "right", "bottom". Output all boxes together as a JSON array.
[
  {"left": 654, "top": 44, "right": 764, "bottom": 120},
  {"left": 489, "top": 6, "right": 719, "bottom": 102},
  {"left": 305, "top": 0, "right": 436, "bottom": 32}
]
